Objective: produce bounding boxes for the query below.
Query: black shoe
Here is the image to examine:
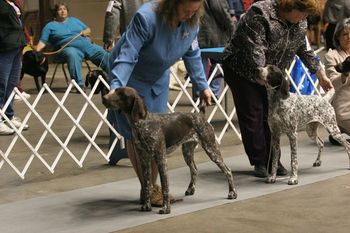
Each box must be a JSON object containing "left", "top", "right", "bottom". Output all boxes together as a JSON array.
[
  {"left": 277, "top": 161, "right": 288, "bottom": 176},
  {"left": 254, "top": 164, "right": 268, "bottom": 178},
  {"left": 329, "top": 135, "right": 341, "bottom": 146}
]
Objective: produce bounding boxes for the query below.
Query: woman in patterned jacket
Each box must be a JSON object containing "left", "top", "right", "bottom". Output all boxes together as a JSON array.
[{"left": 222, "top": 0, "right": 333, "bottom": 178}]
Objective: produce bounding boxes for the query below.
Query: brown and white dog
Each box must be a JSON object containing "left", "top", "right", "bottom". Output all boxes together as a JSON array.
[
  {"left": 259, "top": 65, "right": 350, "bottom": 185},
  {"left": 102, "top": 87, "right": 237, "bottom": 214}
]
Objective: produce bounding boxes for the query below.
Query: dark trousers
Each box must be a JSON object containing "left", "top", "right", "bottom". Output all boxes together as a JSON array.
[
  {"left": 223, "top": 64, "right": 271, "bottom": 166},
  {"left": 324, "top": 23, "right": 337, "bottom": 50}
]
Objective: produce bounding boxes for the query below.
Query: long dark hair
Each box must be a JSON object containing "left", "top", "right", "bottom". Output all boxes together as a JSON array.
[{"left": 155, "top": 0, "right": 204, "bottom": 29}]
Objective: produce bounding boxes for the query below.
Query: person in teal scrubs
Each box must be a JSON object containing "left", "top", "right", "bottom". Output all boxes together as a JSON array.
[
  {"left": 108, "top": 0, "right": 211, "bottom": 206},
  {"left": 36, "top": 2, "right": 109, "bottom": 87}
]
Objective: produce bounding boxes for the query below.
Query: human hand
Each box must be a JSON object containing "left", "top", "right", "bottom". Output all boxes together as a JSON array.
[
  {"left": 104, "top": 42, "right": 114, "bottom": 52},
  {"left": 200, "top": 88, "right": 212, "bottom": 106},
  {"left": 319, "top": 77, "right": 333, "bottom": 92},
  {"left": 256, "top": 78, "right": 267, "bottom": 86},
  {"left": 80, "top": 28, "right": 91, "bottom": 37},
  {"left": 316, "top": 68, "right": 333, "bottom": 92}
]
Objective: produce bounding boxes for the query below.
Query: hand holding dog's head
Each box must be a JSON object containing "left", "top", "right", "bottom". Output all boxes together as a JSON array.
[
  {"left": 102, "top": 87, "right": 147, "bottom": 122},
  {"left": 259, "top": 65, "right": 290, "bottom": 99}
]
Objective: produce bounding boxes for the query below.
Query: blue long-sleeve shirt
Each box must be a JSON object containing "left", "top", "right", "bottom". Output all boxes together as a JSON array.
[{"left": 109, "top": 1, "right": 208, "bottom": 97}]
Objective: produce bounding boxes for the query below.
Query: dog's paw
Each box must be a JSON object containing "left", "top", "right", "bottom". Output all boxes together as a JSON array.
[
  {"left": 228, "top": 189, "right": 237, "bottom": 199},
  {"left": 265, "top": 176, "right": 276, "bottom": 183},
  {"left": 140, "top": 203, "right": 152, "bottom": 212},
  {"left": 159, "top": 206, "right": 171, "bottom": 214},
  {"left": 185, "top": 187, "right": 195, "bottom": 196},
  {"left": 313, "top": 160, "right": 322, "bottom": 167},
  {"left": 287, "top": 177, "right": 298, "bottom": 185}
]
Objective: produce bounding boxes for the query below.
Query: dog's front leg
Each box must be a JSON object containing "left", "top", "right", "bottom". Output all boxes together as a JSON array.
[
  {"left": 154, "top": 146, "right": 170, "bottom": 214},
  {"left": 139, "top": 153, "right": 152, "bottom": 212},
  {"left": 266, "top": 132, "right": 280, "bottom": 183},
  {"left": 288, "top": 132, "right": 299, "bottom": 185}
]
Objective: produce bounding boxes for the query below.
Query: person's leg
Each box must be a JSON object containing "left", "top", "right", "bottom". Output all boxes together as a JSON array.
[
  {"left": 223, "top": 65, "right": 270, "bottom": 172},
  {"left": 56, "top": 47, "right": 85, "bottom": 87},
  {"left": 0, "top": 48, "right": 22, "bottom": 119},
  {"left": 85, "top": 44, "right": 110, "bottom": 72},
  {"left": 324, "top": 23, "right": 337, "bottom": 50}
]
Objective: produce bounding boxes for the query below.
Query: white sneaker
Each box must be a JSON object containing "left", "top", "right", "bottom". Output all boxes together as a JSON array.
[
  {"left": 14, "top": 94, "right": 22, "bottom": 102},
  {"left": 0, "top": 121, "right": 15, "bottom": 135},
  {"left": 14, "top": 92, "right": 31, "bottom": 102},
  {"left": 9, "top": 117, "right": 29, "bottom": 130},
  {"left": 21, "top": 91, "right": 31, "bottom": 99}
]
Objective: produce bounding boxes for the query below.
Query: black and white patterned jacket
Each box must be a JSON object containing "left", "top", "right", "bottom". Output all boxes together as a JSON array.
[{"left": 223, "top": 0, "right": 320, "bottom": 83}]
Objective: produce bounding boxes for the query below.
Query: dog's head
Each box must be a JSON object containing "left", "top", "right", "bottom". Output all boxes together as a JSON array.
[
  {"left": 22, "top": 50, "right": 48, "bottom": 76},
  {"left": 335, "top": 56, "right": 350, "bottom": 73},
  {"left": 102, "top": 87, "right": 147, "bottom": 122},
  {"left": 85, "top": 70, "right": 108, "bottom": 94},
  {"left": 259, "top": 65, "right": 290, "bottom": 99}
]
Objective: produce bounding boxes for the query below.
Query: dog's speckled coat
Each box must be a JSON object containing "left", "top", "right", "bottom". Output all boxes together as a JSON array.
[
  {"left": 102, "top": 87, "right": 237, "bottom": 214},
  {"left": 260, "top": 65, "right": 350, "bottom": 185}
]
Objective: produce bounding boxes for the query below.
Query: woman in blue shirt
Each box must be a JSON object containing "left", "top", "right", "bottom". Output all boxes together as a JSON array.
[
  {"left": 109, "top": 0, "right": 211, "bottom": 206},
  {"left": 36, "top": 2, "right": 109, "bottom": 88}
]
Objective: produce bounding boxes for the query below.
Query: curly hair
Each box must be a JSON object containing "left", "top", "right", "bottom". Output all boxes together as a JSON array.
[
  {"left": 276, "top": 0, "right": 319, "bottom": 15},
  {"left": 53, "top": 2, "right": 69, "bottom": 18},
  {"left": 155, "top": 0, "right": 204, "bottom": 29}
]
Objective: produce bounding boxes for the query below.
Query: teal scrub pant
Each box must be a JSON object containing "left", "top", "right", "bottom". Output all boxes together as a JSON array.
[{"left": 55, "top": 43, "right": 110, "bottom": 86}]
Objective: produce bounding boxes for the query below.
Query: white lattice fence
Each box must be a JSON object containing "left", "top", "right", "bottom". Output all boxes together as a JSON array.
[{"left": 0, "top": 47, "right": 324, "bottom": 179}]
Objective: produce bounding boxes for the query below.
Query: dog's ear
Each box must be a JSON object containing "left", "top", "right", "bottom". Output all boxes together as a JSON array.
[
  {"left": 279, "top": 76, "right": 290, "bottom": 99},
  {"left": 131, "top": 94, "right": 147, "bottom": 121}
]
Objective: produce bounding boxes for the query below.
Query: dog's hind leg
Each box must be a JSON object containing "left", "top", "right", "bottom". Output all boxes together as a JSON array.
[
  {"left": 197, "top": 124, "right": 237, "bottom": 199},
  {"left": 326, "top": 124, "right": 350, "bottom": 169},
  {"left": 306, "top": 122, "right": 324, "bottom": 167},
  {"left": 182, "top": 141, "right": 198, "bottom": 196}
]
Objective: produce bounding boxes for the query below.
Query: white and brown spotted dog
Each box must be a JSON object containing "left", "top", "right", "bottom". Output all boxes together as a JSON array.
[
  {"left": 259, "top": 65, "right": 350, "bottom": 185},
  {"left": 102, "top": 87, "right": 237, "bottom": 214}
]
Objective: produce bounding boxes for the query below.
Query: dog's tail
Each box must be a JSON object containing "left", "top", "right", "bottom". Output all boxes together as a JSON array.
[{"left": 323, "top": 88, "right": 335, "bottom": 103}]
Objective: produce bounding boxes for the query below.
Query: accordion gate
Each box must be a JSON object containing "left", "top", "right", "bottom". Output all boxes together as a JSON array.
[{"left": 0, "top": 49, "right": 324, "bottom": 179}]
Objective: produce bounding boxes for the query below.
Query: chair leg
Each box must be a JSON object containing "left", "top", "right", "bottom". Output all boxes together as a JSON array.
[
  {"left": 84, "top": 60, "right": 92, "bottom": 72},
  {"left": 61, "top": 63, "right": 70, "bottom": 85},
  {"left": 49, "top": 63, "right": 60, "bottom": 88}
]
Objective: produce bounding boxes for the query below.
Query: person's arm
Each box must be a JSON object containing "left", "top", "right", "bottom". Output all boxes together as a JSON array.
[
  {"left": 238, "top": 7, "right": 269, "bottom": 82},
  {"left": 103, "top": 0, "right": 122, "bottom": 51},
  {"left": 297, "top": 36, "right": 333, "bottom": 91},
  {"left": 81, "top": 27, "right": 91, "bottom": 37},
  {"left": 324, "top": 49, "right": 350, "bottom": 90},
  {"left": 109, "top": 10, "right": 151, "bottom": 90},
  {"left": 182, "top": 37, "right": 211, "bottom": 105},
  {"left": 35, "top": 41, "right": 46, "bottom": 51}
]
